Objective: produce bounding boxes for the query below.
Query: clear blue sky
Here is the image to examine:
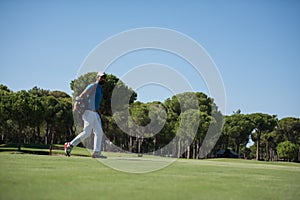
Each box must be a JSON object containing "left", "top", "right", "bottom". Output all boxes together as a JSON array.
[{"left": 0, "top": 0, "right": 299, "bottom": 119}]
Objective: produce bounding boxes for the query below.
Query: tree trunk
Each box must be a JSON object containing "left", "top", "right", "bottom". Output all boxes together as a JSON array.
[
  {"left": 225, "top": 135, "right": 229, "bottom": 149},
  {"left": 37, "top": 126, "right": 41, "bottom": 143},
  {"left": 177, "top": 139, "right": 181, "bottom": 158},
  {"left": 18, "top": 122, "right": 22, "bottom": 146},
  {"left": 298, "top": 146, "right": 300, "bottom": 162},
  {"left": 192, "top": 141, "right": 196, "bottom": 159},
  {"left": 256, "top": 135, "right": 261, "bottom": 160},
  {"left": 270, "top": 148, "right": 274, "bottom": 161},
  {"left": 186, "top": 144, "right": 190, "bottom": 159},
  {"left": 265, "top": 141, "right": 269, "bottom": 161},
  {"left": 196, "top": 141, "right": 200, "bottom": 159},
  {"left": 45, "top": 123, "right": 49, "bottom": 145},
  {"left": 68, "top": 128, "right": 73, "bottom": 141},
  {"left": 32, "top": 127, "right": 36, "bottom": 144},
  {"left": 129, "top": 136, "right": 133, "bottom": 152},
  {"left": 153, "top": 136, "right": 156, "bottom": 156},
  {"left": 236, "top": 143, "right": 240, "bottom": 156},
  {"left": 51, "top": 130, "right": 54, "bottom": 145},
  {"left": 137, "top": 138, "right": 141, "bottom": 154}
]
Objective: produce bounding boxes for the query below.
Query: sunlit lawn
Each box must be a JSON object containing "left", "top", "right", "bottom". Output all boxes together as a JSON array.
[{"left": 0, "top": 149, "right": 299, "bottom": 200}]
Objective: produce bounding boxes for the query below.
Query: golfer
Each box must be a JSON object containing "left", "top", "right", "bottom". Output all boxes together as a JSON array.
[{"left": 65, "top": 72, "right": 107, "bottom": 158}]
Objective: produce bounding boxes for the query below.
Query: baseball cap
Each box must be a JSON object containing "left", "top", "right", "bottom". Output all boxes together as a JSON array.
[{"left": 97, "top": 71, "right": 106, "bottom": 77}]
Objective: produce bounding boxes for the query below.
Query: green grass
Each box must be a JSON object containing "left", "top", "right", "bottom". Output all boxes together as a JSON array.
[
  {"left": 0, "top": 151, "right": 300, "bottom": 200},
  {"left": 0, "top": 144, "right": 91, "bottom": 156}
]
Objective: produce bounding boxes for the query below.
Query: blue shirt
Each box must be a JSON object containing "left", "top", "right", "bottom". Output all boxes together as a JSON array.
[{"left": 86, "top": 83, "right": 103, "bottom": 110}]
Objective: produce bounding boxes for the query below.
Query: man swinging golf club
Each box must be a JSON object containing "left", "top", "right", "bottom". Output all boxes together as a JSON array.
[{"left": 64, "top": 72, "right": 107, "bottom": 158}]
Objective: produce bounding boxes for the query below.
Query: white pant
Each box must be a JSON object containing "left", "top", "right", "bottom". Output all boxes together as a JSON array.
[{"left": 71, "top": 110, "right": 103, "bottom": 153}]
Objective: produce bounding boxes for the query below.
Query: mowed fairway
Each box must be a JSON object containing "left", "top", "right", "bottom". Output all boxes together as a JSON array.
[{"left": 0, "top": 153, "right": 299, "bottom": 200}]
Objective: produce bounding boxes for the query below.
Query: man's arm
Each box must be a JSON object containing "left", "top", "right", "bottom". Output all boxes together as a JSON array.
[{"left": 73, "top": 84, "right": 94, "bottom": 111}]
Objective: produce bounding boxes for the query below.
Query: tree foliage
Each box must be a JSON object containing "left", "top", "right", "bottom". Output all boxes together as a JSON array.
[
  {"left": 249, "top": 113, "right": 278, "bottom": 160},
  {"left": 222, "top": 113, "right": 254, "bottom": 155},
  {"left": 0, "top": 85, "right": 74, "bottom": 144},
  {"left": 0, "top": 76, "right": 299, "bottom": 162},
  {"left": 277, "top": 141, "right": 298, "bottom": 161}
]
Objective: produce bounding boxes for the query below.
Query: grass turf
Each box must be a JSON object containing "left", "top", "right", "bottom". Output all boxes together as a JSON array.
[{"left": 0, "top": 152, "right": 299, "bottom": 200}]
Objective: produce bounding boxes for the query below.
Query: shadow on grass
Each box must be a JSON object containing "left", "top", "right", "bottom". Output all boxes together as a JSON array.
[{"left": 0, "top": 144, "right": 89, "bottom": 157}]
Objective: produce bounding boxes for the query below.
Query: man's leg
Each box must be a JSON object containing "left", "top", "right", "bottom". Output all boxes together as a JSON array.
[
  {"left": 92, "top": 113, "right": 106, "bottom": 158},
  {"left": 70, "top": 111, "right": 94, "bottom": 148},
  {"left": 93, "top": 113, "right": 103, "bottom": 153}
]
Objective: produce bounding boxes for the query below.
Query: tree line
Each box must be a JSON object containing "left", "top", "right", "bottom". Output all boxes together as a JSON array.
[{"left": 1, "top": 72, "right": 299, "bottom": 161}]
